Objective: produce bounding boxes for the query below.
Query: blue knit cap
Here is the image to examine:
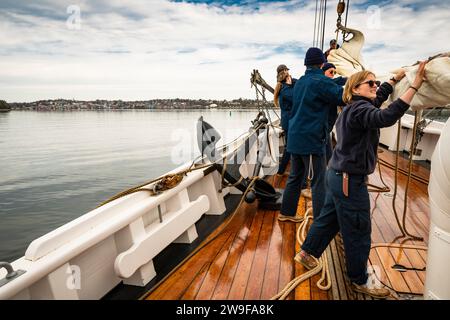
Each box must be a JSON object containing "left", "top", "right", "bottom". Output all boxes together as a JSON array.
[
  {"left": 322, "top": 63, "right": 336, "bottom": 72},
  {"left": 304, "top": 47, "right": 326, "bottom": 66}
]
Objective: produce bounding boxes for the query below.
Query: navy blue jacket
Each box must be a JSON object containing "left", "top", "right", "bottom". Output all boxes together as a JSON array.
[
  {"left": 327, "top": 77, "right": 347, "bottom": 133},
  {"left": 278, "top": 79, "right": 297, "bottom": 130},
  {"left": 329, "top": 82, "right": 410, "bottom": 175},
  {"left": 287, "top": 68, "right": 344, "bottom": 155}
]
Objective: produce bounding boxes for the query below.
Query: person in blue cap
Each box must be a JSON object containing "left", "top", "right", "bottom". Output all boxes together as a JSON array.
[{"left": 278, "top": 47, "right": 344, "bottom": 223}]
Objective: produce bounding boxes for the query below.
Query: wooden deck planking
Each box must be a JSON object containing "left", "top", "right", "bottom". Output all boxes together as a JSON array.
[
  {"left": 325, "top": 245, "right": 341, "bottom": 300},
  {"left": 387, "top": 247, "right": 425, "bottom": 294},
  {"left": 368, "top": 165, "right": 429, "bottom": 295},
  {"left": 210, "top": 204, "right": 256, "bottom": 299},
  {"left": 369, "top": 194, "right": 425, "bottom": 294},
  {"left": 195, "top": 233, "right": 237, "bottom": 300},
  {"left": 148, "top": 231, "right": 233, "bottom": 300},
  {"left": 370, "top": 208, "right": 421, "bottom": 293},
  {"left": 179, "top": 263, "right": 211, "bottom": 299},
  {"left": 278, "top": 220, "right": 296, "bottom": 300},
  {"left": 244, "top": 210, "right": 276, "bottom": 299},
  {"left": 370, "top": 165, "right": 430, "bottom": 242},
  {"left": 260, "top": 213, "right": 284, "bottom": 299},
  {"left": 328, "top": 239, "right": 348, "bottom": 300},
  {"left": 369, "top": 249, "right": 393, "bottom": 292},
  {"left": 369, "top": 170, "right": 429, "bottom": 243},
  {"left": 227, "top": 206, "right": 265, "bottom": 299}
]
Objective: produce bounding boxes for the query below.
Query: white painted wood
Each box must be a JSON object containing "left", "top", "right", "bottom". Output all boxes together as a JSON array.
[
  {"left": 10, "top": 289, "right": 30, "bottom": 300},
  {"left": 123, "top": 260, "right": 156, "bottom": 287},
  {"left": 426, "top": 117, "right": 450, "bottom": 299},
  {"left": 174, "top": 224, "right": 199, "bottom": 244},
  {"left": 70, "top": 236, "right": 121, "bottom": 300},
  {"left": 228, "top": 187, "right": 243, "bottom": 195},
  {"left": 114, "top": 195, "right": 209, "bottom": 279},
  {"left": 187, "top": 172, "right": 226, "bottom": 215}
]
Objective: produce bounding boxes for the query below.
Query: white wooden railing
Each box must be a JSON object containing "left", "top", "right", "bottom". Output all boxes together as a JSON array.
[{"left": 379, "top": 113, "right": 445, "bottom": 161}]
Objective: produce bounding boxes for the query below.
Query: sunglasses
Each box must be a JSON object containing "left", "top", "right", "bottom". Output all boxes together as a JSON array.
[
  {"left": 328, "top": 70, "right": 337, "bottom": 75},
  {"left": 357, "top": 80, "right": 381, "bottom": 88}
]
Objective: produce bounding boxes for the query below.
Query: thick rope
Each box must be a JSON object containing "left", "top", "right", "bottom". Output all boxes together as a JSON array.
[
  {"left": 391, "top": 114, "right": 424, "bottom": 241},
  {"left": 400, "top": 111, "right": 424, "bottom": 241},
  {"left": 272, "top": 205, "right": 332, "bottom": 300},
  {"left": 367, "top": 157, "right": 391, "bottom": 193}
]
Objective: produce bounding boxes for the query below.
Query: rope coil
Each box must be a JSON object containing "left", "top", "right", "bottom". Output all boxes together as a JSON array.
[{"left": 272, "top": 204, "right": 331, "bottom": 300}]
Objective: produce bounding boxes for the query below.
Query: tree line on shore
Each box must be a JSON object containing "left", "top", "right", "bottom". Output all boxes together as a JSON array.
[{"left": 4, "top": 98, "right": 274, "bottom": 111}]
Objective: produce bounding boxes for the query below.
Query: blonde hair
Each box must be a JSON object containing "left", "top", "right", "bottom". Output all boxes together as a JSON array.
[
  {"left": 343, "top": 70, "right": 376, "bottom": 104},
  {"left": 273, "top": 71, "right": 289, "bottom": 108}
]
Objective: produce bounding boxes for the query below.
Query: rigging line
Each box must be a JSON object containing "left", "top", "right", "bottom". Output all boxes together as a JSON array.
[
  {"left": 316, "top": 0, "right": 321, "bottom": 48},
  {"left": 401, "top": 111, "right": 424, "bottom": 241},
  {"left": 314, "top": 0, "right": 322, "bottom": 47},
  {"left": 392, "top": 120, "right": 407, "bottom": 237},
  {"left": 344, "top": 0, "right": 350, "bottom": 29},
  {"left": 317, "top": 0, "right": 323, "bottom": 48},
  {"left": 321, "top": 0, "right": 328, "bottom": 51},
  {"left": 313, "top": 0, "right": 319, "bottom": 47}
]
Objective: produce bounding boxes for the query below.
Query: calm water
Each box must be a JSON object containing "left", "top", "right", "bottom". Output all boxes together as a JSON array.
[{"left": 0, "top": 110, "right": 263, "bottom": 262}]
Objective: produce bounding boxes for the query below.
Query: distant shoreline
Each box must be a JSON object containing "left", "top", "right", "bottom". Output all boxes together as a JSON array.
[
  {"left": 7, "top": 108, "right": 263, "bottom": 112},
  {"left": 8, "top": 98, "right": 275, "bottom": 112}
]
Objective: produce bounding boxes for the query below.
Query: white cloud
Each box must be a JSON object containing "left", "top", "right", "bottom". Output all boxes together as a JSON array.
[{"left": 0, "top": 0, "right": 448, "bottom": 102}]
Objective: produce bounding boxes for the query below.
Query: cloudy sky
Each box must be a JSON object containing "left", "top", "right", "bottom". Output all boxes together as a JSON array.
[{"left": 0, "top": 0, "right": 448, "bottom": 102}]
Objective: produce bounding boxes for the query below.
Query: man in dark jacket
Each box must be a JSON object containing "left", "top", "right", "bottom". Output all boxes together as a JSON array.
[
  {"left": 322, "top": 62, "right": 347, "bottom": 163},
  {"left": 278, "top": 48, "right": 344, "bottom": 223}
]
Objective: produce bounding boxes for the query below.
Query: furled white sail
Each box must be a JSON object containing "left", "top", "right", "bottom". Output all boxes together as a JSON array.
[{"left": 327, "top": 25, "right": 450, "bottom": 111}]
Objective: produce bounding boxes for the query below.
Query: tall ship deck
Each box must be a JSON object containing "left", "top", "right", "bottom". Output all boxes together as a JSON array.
[
  {"left": 1, "top": 0, "right": 449, "bottom": 302},
  {"left": 142, "top": 149, "right": 430, "bottom": 301}
]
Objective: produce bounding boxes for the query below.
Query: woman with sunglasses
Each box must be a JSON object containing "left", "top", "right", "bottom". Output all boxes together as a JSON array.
[{"left": 295, "top": 61, "right": 428, "bottom": 299}]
